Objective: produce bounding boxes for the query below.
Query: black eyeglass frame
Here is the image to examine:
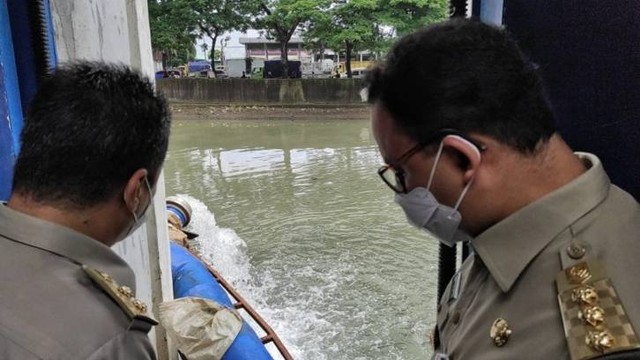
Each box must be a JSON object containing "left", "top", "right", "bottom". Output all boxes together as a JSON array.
[{"left": 377, "top": 129, "right": 486, "bottom": 194}]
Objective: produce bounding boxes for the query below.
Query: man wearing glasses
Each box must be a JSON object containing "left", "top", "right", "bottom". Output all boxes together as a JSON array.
[{"left": 366, "top": 19, "right": 640, "bottom": 359}]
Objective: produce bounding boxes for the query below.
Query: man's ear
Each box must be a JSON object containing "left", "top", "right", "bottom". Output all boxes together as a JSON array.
[
  {"left": 442, "top": 135, "right": 482, "bottom": 184},
  {"left": 122, "top": 169, "right": 148, "bottom": 213}
]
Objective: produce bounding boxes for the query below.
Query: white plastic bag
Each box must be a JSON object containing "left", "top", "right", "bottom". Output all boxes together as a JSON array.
[{"left": 159, "top": 297, "right": 243, "bottom": 360}]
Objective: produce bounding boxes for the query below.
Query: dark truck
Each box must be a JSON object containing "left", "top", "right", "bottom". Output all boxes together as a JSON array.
[{"left": 262, "top": 60, "right": 302, "bottom": 79}]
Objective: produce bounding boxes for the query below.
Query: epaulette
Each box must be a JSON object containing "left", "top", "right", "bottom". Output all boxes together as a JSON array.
[
  {"left": 82, "top": 265, "right": 158, "bottom": 326},
  {"left": 556, "top": 261, "right": 640, "bottom": 359}
]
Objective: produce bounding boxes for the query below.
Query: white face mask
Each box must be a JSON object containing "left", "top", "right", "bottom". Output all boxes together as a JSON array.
[
  {"left": 125, "top": 177, "right": 153, "bottom": 236},
  {"left": 394, "top": 141, "right": 475, "bottom": 247}
]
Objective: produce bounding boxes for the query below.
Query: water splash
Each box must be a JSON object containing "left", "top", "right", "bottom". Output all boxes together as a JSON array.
[
  {"left": 164, "top": 119, "right": 439, "bottom": 359},
  {"left": 177, "top": 194, "right": 304, "bottom": 358}
]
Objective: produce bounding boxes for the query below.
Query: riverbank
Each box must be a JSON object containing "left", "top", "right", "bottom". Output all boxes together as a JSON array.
[{"left": 170, "top": 102, "right": 371, "bottom": 121}]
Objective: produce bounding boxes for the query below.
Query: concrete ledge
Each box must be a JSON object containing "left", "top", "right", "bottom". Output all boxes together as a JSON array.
[
  {"left": 157, "top": 78, "right": 368, "bottom": 105},
  {"left": 169, "top": 103, "right": 371, "bottom": 121}
]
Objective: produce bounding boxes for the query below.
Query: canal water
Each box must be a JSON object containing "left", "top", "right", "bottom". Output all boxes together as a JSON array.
[{"left": 163, "top": 118, "right": 440, "bottom": 360}]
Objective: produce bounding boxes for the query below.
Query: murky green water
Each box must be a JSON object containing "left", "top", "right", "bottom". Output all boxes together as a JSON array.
[{"left": 164, "top": 118, "right": 439, "bottom": 360}]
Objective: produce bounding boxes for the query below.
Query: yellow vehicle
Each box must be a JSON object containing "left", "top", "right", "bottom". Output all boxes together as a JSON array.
[{"left": 337, "top": 61, "right": 375, "bottom": 77}]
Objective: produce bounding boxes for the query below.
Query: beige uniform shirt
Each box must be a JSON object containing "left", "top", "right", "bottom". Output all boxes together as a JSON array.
[
  {"left": 434, "top": 153, "right": 640, "bottom": 359},
  {"left": 0, "top": 204, "right": 157, "bottom": 360}
]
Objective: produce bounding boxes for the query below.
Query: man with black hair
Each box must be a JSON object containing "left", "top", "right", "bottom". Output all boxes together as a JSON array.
[
  {"left": 0, "top": 62, "right": 171, "bottom": 359},
  {"left": 367, "top": 19, "right": 640, "bottom": 359}
]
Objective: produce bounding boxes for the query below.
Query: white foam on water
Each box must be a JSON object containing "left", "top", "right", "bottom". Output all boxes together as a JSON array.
[
  {"left": 177, "top": 195, "right": 311, "bottom": 359},
  {"left": 173, "top": 194, "right": 429, "bottom": 360}
]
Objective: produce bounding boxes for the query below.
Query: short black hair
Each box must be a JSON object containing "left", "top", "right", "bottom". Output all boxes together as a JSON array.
[
  {"left": 12, "top": 61, "right": 171, "bottom": 208},
  {"left": 367, "top": 18, "right": 555, "bottom": 153}
]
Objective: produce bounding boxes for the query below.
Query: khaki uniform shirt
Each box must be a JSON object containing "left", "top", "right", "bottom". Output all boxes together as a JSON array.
[
  {"left": 0, "top": 204, "right": 157, "bottom": 360},
  {"left": 434, "top": 153, "right": 640, "bottom": 359}
]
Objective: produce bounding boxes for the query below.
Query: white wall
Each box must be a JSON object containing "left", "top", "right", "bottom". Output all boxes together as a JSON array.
[{"left": 49, "top": 1, "right": 174, "bottom": 359}]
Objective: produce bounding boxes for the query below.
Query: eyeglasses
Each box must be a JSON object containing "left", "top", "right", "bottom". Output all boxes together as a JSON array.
[{"left": 377, "top": 129, "right": 484, "bottom": 194}]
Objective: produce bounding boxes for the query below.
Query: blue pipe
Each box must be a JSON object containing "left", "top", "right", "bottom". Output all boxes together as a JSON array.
[
  {"left": 171, "top": 241, "right": 234, "bottom": 307},
  {"left": 170, "top": 242, "right": 273, "bottom": 360}
]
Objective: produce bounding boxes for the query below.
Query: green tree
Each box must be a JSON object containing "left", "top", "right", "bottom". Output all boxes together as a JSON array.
[
  {"left": 197, "top": 43, "right": 221, "bottom": 61},
  {"left": 168, "top": 44, "right": 196, "bottom": 67},
  {"left": 305, "top": 0, "right": 447, "bottom": 77},
  {"left": 169, "top": 0, "right": 253, "bottom": 77},
  {"left": 252, "top": 0, "right": 330, "bottom": 78},
  {"left": 378, "top": 0, "right": 448, "bottom": 36},
  {"left": 305, "top": 0, "right": 379, "bottom": 78},
  {"left": 368, "top": 0, "right": 447, "bottom": 60},
  {"left": 304, "top": 0, "right": 447, "bottom": 78},
  {"left": 148, "top": 0, "right": 196, "bottom": 70}
]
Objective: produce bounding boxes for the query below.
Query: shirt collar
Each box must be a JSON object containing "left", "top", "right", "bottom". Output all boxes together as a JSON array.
[
  {"left": 0, "top": 203, "right": 136, "bottom": 288},
  {"left": 471, "top": 152, "right": 610, "bottom": 292}
]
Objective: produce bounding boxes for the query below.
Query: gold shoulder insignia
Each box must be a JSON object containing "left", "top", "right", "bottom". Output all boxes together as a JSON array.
[
  {"left": 556, "top": 261, "right": 640, "bottom": 359},
  {"left": 82, "top": 265, "right": 158, "bottom": 326}
]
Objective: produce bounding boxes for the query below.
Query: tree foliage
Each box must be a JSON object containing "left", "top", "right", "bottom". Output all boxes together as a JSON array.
[
  {"left": 304, "top": 0, "right": 447, "bottom": 77},
  {"left": 378, "top": 0, "right": 448, "bottom": 36},
  {"left": 172, "top": 0, "right": 252, "bottom": 76},
  {"left": 148, "top": 0, "right": 253, "bottom": 75},
  {"left": 305, "top": 0, "right": 379, "bottom": 78},
  {"left": 252, "top": 0, "right": 330, "bottom": 78},
  {"left": 148, "top": 0, "right": 196, "bottom": 69},
  {"left": 148, "top": 0, "right": 447, "bottom": 77}
]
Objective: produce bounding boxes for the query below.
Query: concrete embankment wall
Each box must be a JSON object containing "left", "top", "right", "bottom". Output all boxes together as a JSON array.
[{"left": 157, "top": 78, "right": 367, "bottom": 105}]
